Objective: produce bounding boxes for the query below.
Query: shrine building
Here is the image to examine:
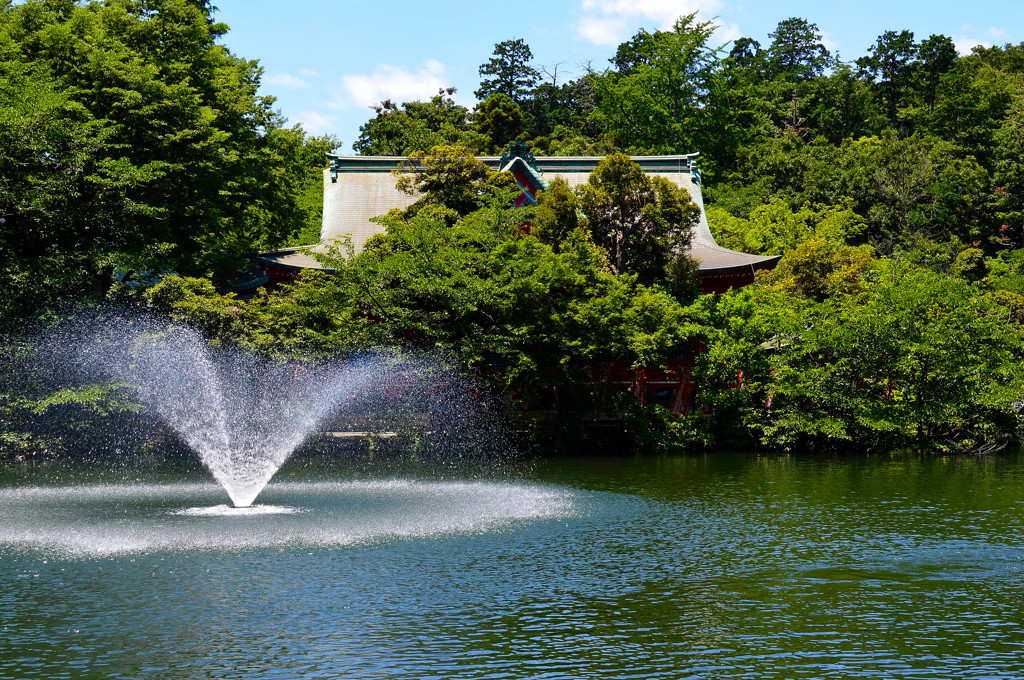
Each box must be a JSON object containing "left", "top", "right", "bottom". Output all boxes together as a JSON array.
[{"left": 256, "top": 147, "right": 779, "bottom": 293}]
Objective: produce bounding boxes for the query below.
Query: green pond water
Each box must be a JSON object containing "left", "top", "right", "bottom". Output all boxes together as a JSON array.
[{"left": 1, "top": 451, "right": 1023, "bottom": 679}]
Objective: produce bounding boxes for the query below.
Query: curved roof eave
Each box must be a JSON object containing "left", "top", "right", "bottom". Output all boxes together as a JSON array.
[
  {"left": 689, "top": 246, "right": 782, "bottom": 274},
  {"left": 253, "top": 246, "right": 338, "bottom": 272}
]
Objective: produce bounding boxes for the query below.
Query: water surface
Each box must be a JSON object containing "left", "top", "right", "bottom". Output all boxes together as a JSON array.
[{"left": 1, "top": 452, "right": 1023, "bottom": 679}]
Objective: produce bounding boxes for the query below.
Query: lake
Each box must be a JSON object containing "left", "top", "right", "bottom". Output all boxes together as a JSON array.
[{"left": 1, "top": 451, "right": 1023, "bottom": 678}]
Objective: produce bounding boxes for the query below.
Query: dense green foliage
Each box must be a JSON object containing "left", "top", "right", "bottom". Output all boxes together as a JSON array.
[
  {"left": 2, "top": 4, "right": 1023, "bottom": 456},
  {"left": 353, "top": 88, "right": 478, "bottom": 156},
  {"left": 131, "top": 150, "right": 705, "bottom": 447},
  {"left": 305, "top": 15, "right": 1024, "bottom": 453},
  {"left": 752, "top": 265, "right": 1023, "bottom": 452},
  {"left": 354, "top": 14, "right": 1023, "bottom": 261},
  {"left": 535, "top": 153, "right": 702, "bottom": 299},
  {"left": 0, "top": 0, "right": 335, "bottom": 319}
]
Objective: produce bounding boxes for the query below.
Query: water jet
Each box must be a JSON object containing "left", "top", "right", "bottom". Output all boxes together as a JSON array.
[{"left": 36, "top": 313, "right": 506, "bottom": 508}]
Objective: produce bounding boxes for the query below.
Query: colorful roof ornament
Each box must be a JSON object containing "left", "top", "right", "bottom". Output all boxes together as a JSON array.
[{"left": 499, "top": 141, "right": 548, "bottom": 206}]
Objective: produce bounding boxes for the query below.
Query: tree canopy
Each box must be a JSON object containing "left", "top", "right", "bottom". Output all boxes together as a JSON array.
[
  {"left": 4, "top": 4, "right": 1024, "bottom": 457},
  {"left": 0, "top": 0, "right": 335, "bottom": 319},
  {"left": 475, "top": 38, "right": 540, "bottom": 103},
  {"left": 341, "top": 19, "right": 1024, "bottom": 453}
]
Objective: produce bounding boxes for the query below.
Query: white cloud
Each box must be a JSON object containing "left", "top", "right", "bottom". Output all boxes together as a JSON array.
[
  {"left": 574, "top": 0, "right": 727, "bottom": 45},
  {"left": 336, "top": 60, "right": 449, "bottom": 109},
  {"left": 293, "top": 111, "right": 338, "bottom": 135},
  {"left": 264, "top": 73, "right": 312, "bottom": 90},
  {"left": 299, "top": 68, "right": 320, "bottom": 78},
  {"left": 819, "top": 30, "right": 839, "bottom": 55},
  {"left": 954, "top": 36, "right": 987, "bottom": 54},
  {"left": 954, "top": 24, "right": 1010, "bottom": 54},
  {"left": 576, "top": 14, "right": 628, "bottom": 46},
  {"left": 714, "top": 20, "right": 741, "bottom": 45}
]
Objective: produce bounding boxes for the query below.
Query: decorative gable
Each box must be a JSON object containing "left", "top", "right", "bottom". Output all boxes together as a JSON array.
[{"left": 499, "top": 142, "right": 548, "bottom": 206}]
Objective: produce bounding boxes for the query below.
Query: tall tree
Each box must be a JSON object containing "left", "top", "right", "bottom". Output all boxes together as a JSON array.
[
  {"left": 611, "top": 29, "right": 659, "bottom": 74},
  {"left": 804, "top": 64, "right": 886, "bottom": 143},
  {"left": 993, "top": 92, "right": 1024, "bottom": 247},
  {"left": 573, "top": 154, "right": 700, "bottom": 293},
  {"left": 766, "top": 18, "right": 832, "bottom": 81},
  {"left": 590, "top": 14, "right": 721, "bottom": 154},
  {"left": 728, "top": 38, "right": 764, "bottom": 72},
  {"left": 474, "top": 93, "right": 524, "bottom": 153},
  {"left": 916, "top": 34, "right": 957, "bottom": 111},
  {"left": 520, "top": 76, "right": 597, "bottom": 141},
  {"left": 923, "top": 58, "right": 1020, "bottom": 167},
  {"left": 475, "top": 38, "right": 539, "bottom": 103},
  {"left": 857, "top": 30, "right": 918, "bottom": 126},
  {"left": 0, "top": 0, "right": 331, "bottom": 316}
]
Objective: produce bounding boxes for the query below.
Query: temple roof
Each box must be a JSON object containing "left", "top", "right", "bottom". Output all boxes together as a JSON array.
[{"left": 256, "top": 152, "right": 780, "bottom": 275}]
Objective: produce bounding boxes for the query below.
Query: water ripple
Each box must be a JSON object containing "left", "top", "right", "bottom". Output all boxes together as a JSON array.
[{"left": 2, "top": 454, "right": 1024, "bottom": 678}]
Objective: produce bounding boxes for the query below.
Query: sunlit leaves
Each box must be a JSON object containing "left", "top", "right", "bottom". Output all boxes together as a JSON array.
[{"left": 748, "top": 263, "right": 1024, "bottom": 452}]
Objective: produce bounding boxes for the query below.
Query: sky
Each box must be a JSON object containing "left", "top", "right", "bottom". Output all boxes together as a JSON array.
[{"left": 211, "top": 0, "right": 1024, "bottom": 153}]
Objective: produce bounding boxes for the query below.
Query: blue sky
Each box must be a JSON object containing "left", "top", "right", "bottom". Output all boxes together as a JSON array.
[{"left": 211, "top": 0, "right": 1023, "bottom": 152}]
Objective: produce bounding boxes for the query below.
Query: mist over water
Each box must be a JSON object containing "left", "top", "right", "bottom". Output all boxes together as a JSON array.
[
  {"left": 0, "top": 480, "right": 574, "bottom": 556},
  {"left": 39, "top": 312, "right": 511, "bottom": 507}
]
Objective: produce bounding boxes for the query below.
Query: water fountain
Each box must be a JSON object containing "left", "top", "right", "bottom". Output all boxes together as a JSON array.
[
  {"left": 62, "top": 318, "right": 399, "bottom": 508},
  {"left": 0, "top": 313, "right": 574, "bottom": 557},
  {"left": 30, "top": 311, "right": 523, "bottom": 507},
  {"left": 12, "top": 319, "right": 1021, "bottom": 680}
]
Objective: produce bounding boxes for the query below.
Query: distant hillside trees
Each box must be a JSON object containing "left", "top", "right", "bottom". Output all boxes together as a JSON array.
[{"left": 350, "top": 15, "right": 1024, "bottom": 260}]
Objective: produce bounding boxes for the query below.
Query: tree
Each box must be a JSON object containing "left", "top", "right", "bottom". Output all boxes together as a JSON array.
[
  {"left": 0, "top": 64, "right": 140, "bottom": 318},
  {"left": 713, "top": 38, "right": 778, "bottom": 167},
  {"left": 709, "top": 198, "right": 866, "bottom": 257},
  {"left": 728, "top": 129, "right": 998, "bottom": 248},
  {"left": 0, "top": 0, "right": 329, "bottom": 318},
  {"left": 749, "top": 263, "right": 1024, "bottom": 452},
  {"left": 923, "top": 58, "right": 1020, "bottom": 168},
  {"left": 286, "top": 133, "right": 343, "bottom": 246},
  {"left": 574, "top": 154, "right": 700, "bottom": 291},
  {"left": 857, "top": 30, "right": 918, "bottom": 126},
  {"left": 801, "top": 63, "right": 886, "bottom": 143},
  {"left": 727, "top": 38, "right": 765, "bottom": 74},
  {"left": 759, "top": 236, "right": 876, "bottom": 301},
  {"left": 0, "top": 335, "right": 151, "bottom": 459},
  {"left": 519, "top": 75, "right": 599, "bottom": 142},
  {"left": 766, "top": 18, "right": 832, "bottom": 81},
  {"left": 590, "top": 14, "right": 721, "bottom": 154},
  {"left": 916, "top": 34, "right": 957, "bottom": 111},
  {"left": 872, "top": 133, "right": 934, "bottom": 235},
  {"left": 473, "top": 93, "right": 523, "bottom": 153},
  {"left": 971, "top": 42, "right": 1024, "bottom": 74},
  {"left": 611, "top": 29, "right": 659, "bottom": 74},
  {"left": 394, "top": 145, "right": 517, "bottom": 218},
  {"left": 317, "top": 191, "right": 702, "bottom": 439},
  {"left": 475, "top": 38, "right": 539, "bottom": 103},
  {"left": 533, "top": 177, "right": 579, "bottom": 248},
  {"left": 993, "top": 92, "right": 1024, "bottom": 247},
  {"left": 353, "top": 88, "right": 474, "bottom": 156}
]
